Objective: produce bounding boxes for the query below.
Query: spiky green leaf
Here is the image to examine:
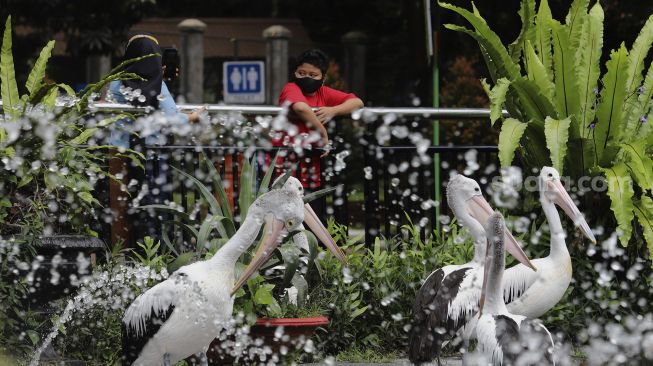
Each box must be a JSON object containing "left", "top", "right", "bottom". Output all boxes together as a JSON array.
[
  {"left": 602, "top": 163, "right": 635, "bottom": 246},
  {"left": 290, "top": 273, "right": 308, "bottom": 307},
  {"left": 167, "top": 252, "right": 196, "bottom": 273},
  {"left": 624, "top": 63, "right": 653, "bottom": 141},
  {"left": 551, "top": 20, "right": 580, "bottom": 120},
  {"left": 279, "top": 242, "right": 301, "bottom": 289},
  {"left": 25, "top": 40, "right": 55, "bottom": 96},
  {"left": 509, "top": 0, "right": 536, "bottom": 62},
  {"left": 440, "top": 2, "right": 521, "bottom": 81},
  {"left": 270, "top": 168, "right": 294, "bottom": 190},
  {"left": 481, "top": 78, "right": 511, "bottom": 125},
  {"left": 544, "top": 116, "right": 572, "bottom": 173},
  {"left": 303, "top": 185, "right": 339, "bottom": 204},
  {"left": 197, "top": 215, "right": 228, "bottom": 250},
  {"left": 534, "top": 0, "right": 553, "bottom": 79},
  {"left": 498, "top": 118, "right": 528, "bottom": 167},
  {"left": 595, "top": 43, "right": 629, "bottom": 161},
  {"left": 69, "top": 128, "right": 98, "bottom": 145},
  {"left": 42, "top": 86, "right": 58, "bottom": 109},
  {"left": 509, "top": 78, "right": 557, "bottom": 122},
  {"left": 524, "top": 40, "right": 554, "bottom": 101},
  {"left": 1, "top": 16, "right": 19, "bottom": 120},
  {"left": 625, "top": 14, "right": 653, "bottom": 97},
  {"left": 565, "top": 0, "right": 588, "bottom": 52},
  {"left": 258, "top": 150, "right": 282, "bottom": 197},
  {"left": 171, "top": 166, "right": 225, "bottom": 220},
  {"left": 634, "top": 195, "right": 653, "bottom": 266},
  {"left": 575, "top": 3, "right": 604, "bottom": 139},
  {"left": 619, "top": 139, "right": 653, "bottom": 192},
  {"left": 238, "top": 156, "right": 256, "bottom": 220},
  {"left": 202, "top": 152, "right": 233, "bottom": 221}
]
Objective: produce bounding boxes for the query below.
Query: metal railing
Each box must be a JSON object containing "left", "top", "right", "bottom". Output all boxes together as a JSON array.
[{"left": 0, "top": 100, "right": 507, "bottom": 119}]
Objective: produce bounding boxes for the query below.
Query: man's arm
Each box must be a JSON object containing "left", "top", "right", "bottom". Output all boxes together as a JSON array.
[
  {"left": 291, "top": 101, "right": 331, "bottom": 156},
  {"left": 315, "top": 98, "right": 364, "bottom": 123}
]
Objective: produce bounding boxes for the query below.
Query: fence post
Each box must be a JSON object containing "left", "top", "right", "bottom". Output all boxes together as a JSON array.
[
  {"left": 341, "top": 31, "right": 368, "bottom": 100},
  {"left": 263, "top": 25, "right": 292, "bottom": 104},
  {"left": 85, "top": 54, "right": 111, "bottom": 83},
  {"left": 178, "top": 18, "right": 206, "bottom": 103},
  {"left": 363, "top": 120, "right": 381, "bottom": 245}
]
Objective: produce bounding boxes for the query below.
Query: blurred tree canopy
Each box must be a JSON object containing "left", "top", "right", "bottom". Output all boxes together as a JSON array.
[{"left": 0, "top": 0, "right": 156, "bottom": 56}]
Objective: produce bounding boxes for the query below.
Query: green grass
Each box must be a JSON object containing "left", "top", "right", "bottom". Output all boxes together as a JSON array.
[{"left": 335, "top": 348, "right": 401, "bottom": 363}]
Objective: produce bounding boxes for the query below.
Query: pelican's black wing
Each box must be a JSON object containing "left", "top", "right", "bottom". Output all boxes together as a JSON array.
[
  {"left": 121, "top": 272, "right": 187, "bottom": 365},
  {"left": 495, "top": 316, "right": 554, "bottom": 366},
  {"left": 408, "top": 267, "right": 471, "bottom": 364}
]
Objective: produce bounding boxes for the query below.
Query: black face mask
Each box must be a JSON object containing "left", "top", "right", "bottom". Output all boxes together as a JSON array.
[{"left": 294, "top": 76, "right": 323, "bottom": 94}]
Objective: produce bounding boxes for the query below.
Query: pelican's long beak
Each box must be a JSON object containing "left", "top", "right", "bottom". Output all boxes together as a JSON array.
[
  {"left": 467, "top": 195, "right": 537, "bottom": 271},
  {"left": 478, "top": 247, "right": 492, "bottom": 317},
  {"left": 303, "top": 203, "right": 347, "bottom": 264},
  {"left": 231, "top": 217, "right": 285, "bottom": 295},
  {"left": 547, "top": 180, "right": 596, "bottom": 243}
]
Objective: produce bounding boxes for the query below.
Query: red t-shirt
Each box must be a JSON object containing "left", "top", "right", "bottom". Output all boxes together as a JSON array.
[{"left": 270, "top": 82, "right": 358, "bottom": 188}]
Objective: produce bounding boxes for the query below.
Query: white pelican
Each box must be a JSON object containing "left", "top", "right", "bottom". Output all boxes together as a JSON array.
[
  {"left": 501, "top": 166, "right": 596, "bottom": 318},
  {"left": 408, "top": 175, "right": 535, "bottom": 364},
  {"left": 476, "top": 211, "right": 554, "bottom": 365},
  {"left": 121, "top": 184, "right": 346, "bottom": 366}
]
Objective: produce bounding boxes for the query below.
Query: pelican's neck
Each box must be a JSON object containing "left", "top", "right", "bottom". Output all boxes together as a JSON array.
[
  {"left": 456, "top": 207, "right": 486, "bottom": 264},
  {"left": 483, "top": 238, "right": 508, "bottom": 314},
  {"left": 210, "top": 214, "right": 262, "bottom": 267},
  {"left": 541, "top": 195, "right": 568, "bottom": 259}
]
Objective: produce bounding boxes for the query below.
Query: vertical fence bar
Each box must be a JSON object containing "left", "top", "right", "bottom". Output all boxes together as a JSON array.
[{"left": 363, "top": 122, "right": 380, "bottom": 245}]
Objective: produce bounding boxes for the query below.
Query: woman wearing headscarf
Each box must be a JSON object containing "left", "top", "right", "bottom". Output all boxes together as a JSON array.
[
  {"left": 107, "top": 34, "right": 200, "bottom": 246},
  {"left": 108, "top": 34, "right": 200, "bottom": 147}
]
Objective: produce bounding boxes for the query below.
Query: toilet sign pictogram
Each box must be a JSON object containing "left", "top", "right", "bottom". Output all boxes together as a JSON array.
[{"left": 223, "top": 61, "right": 265, "bottom": 104}]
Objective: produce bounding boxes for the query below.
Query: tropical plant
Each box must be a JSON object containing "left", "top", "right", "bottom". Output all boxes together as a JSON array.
[
  {"left": 440, "top": 0, "right": 653, "bottom": 260},
  {"left": 0, "top": 16, "right": 144, "bottom": 238}
]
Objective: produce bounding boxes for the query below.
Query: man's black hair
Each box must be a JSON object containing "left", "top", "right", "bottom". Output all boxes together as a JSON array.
[{"left": 295, "top": 49, "right": 329, "bottom": 76}]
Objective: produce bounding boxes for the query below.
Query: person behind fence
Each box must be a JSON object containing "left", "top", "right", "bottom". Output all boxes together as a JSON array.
[
  {"left": 271, "top": 49, "right": 363, "bottom": 214},
  {"left": 106, "top": 34, "right": 201, "bottom": 246}
]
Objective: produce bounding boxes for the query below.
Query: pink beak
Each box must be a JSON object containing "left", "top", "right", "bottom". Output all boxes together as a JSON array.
[
  {"left": 467, "top": 195, "right": 537, "bottom": 271},
  {"left": 230, "top": 203, "right": 346, "bottom": 295},
  {"left": 547, "top": 180, "right": 596, "bottom": 243}
]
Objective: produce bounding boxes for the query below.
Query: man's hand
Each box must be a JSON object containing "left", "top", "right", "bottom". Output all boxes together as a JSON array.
[
  {"left": 320, "top": 135, "right": 331, "bottom": 158},
  {"left": 188, "top": 106, "right": 206, "bottom": 123},
  {"left": 315, "top": 106, "right": 337, "bottom": 124}
]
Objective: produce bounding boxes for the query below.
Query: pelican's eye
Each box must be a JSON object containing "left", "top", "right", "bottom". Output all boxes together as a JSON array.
[
  {"left": 474, "top": 187, "right": 480, "bottom": 193},
  {"left": 286, "top": 219, "right": 295, "bottom": 228},
  {"left": 548, "top": 173, "right": 553, "bottom": 178}
]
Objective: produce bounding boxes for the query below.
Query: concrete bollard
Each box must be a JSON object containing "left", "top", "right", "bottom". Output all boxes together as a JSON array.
[
  {"left": 178, "top": 18, "right": 206, "bottom": 103},
  {"left": 263, "top": 25, "right": 292, "bottom": 104},
  {"left": 341, "top": 31, "right": 368, "bottom": 101},
  {"left": 85, "top": 54, "right": 111, "bottom": 83}
]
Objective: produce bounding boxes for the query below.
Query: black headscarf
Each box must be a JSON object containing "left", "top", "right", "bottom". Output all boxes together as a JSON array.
[{"left": 123, "top": 35, "right": 163, "bottom": 108}]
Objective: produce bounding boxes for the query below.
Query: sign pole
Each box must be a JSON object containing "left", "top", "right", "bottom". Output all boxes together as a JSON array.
[{"left": 426, "top": 0, "right": 441, "bottom": 231}]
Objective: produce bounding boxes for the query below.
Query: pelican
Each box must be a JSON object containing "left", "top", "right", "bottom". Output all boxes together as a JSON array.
[
  {"left": 121, "top": 182, "right": 346, "bottom": 366},
  {"left": 408, "top": 175, "right": 535, "bottom": 364},
  {"left": 500, "top": 167, "right": 596, "bottom": 318},
  {"left": 241, "top": 176, "right": 341, "bottom": 305},
  {"left": 475, "top": 211, "right": 554, "bottom": 365}
]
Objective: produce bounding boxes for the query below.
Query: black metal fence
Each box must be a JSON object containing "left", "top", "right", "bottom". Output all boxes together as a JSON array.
[{"left": 88, "top": 105, "right": 501, "bottom": 248}]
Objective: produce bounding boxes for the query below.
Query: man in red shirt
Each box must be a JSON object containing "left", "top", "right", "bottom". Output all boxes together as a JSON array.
[{"left": 273, "top": 49, "right": 364, "bottom": 191}]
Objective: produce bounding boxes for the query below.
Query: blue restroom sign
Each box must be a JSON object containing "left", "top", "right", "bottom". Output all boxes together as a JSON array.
[{"left": 223, "top": 61, "right": 265, "bottom": 104}]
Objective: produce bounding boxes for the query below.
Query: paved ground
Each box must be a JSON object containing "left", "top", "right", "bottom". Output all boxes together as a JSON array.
[{"left": 303, "top": 357, "right": 462, "bottom": 365}]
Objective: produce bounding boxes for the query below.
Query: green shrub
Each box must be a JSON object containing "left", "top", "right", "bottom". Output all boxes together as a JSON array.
[
  {"left": 308, "top": 217, "right": 472, "bottom": 356},
  {"left": 0, "top": 16, "right": 144, "bottom": 238}
]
